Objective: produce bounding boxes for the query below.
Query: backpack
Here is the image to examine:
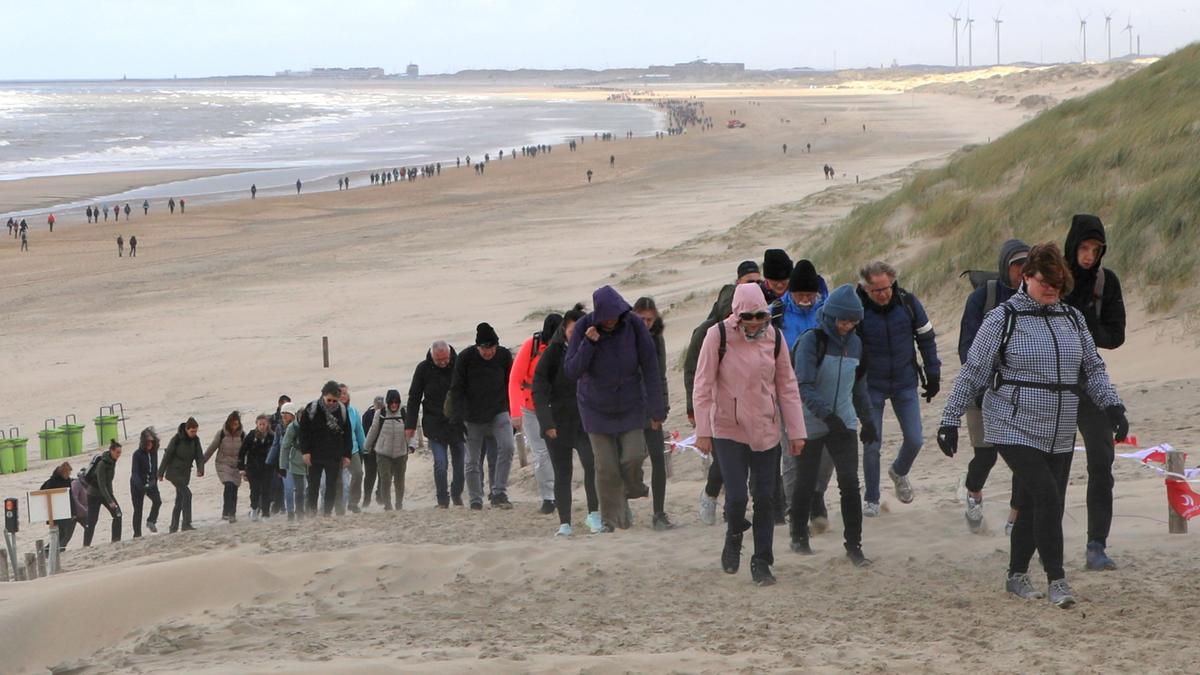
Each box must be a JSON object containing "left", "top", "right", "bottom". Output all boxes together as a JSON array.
[
  {"left": 791, "top": 328, "right": 868, "bottom": 380},
  {"left": 962, "top": 268, "right": 1106, "bottom": 318},
  {"left": 716, "top": 321, "right": 781, "bottom": 364},
  {"left": 991, "top": 301, "right": 1086, "bottom": 395},
  {"left": 81, "top": 454, "right": 105, "bottom": 487}
]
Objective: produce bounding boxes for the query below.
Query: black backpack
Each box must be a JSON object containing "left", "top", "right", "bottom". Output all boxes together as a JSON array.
[
  {"left": 961, "top": 268, "right": 1107, "bottom": 318},
  {"left": 81, "top": 453, "right": 104, "bottom": 487},
  {"left": 792, "top": 327, "right": 868, "bottom": 380}
]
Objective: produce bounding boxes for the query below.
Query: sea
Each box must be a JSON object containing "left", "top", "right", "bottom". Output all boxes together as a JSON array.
[{"left": 0, "top": 80, "right": 664, "bottom": 213}]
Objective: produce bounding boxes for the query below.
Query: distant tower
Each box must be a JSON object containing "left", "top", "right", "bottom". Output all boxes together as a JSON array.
[{"left": 406, "top": 63, "right": 419, "bottom": 78}]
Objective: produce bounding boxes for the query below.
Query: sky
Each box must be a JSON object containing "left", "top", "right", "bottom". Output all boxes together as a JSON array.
[{"left": 1, "top": 0, "right": 1197, "bottom": 80}]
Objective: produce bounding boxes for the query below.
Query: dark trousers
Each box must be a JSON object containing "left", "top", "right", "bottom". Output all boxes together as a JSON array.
[
  {"left": 362, "top": 451, "right": 378, "bottom": 506},
  {"left": 430, "top": 439, "right": 466, "bottom": 505},
  {"left": 54, "top": 518, "right": 77, "bottom": 550},
  {"left": 306, "top": 463, "right": 341, "bottom": 516},
  {"left": 130, "top": 483, "right": 161, "bottom": 536},
  {"left": 789, "top": 431, "right": 863, "bottom": 550},
  {"left": 247, "top": 465, "right": 273, "bottom": 516},
  {"left": 222, "top": 481, "right": 239, "bottom": 518},
  {"left": 1078, "top": 397, "right": 1115, "bottom": 547},
  {"left": 83, "top": 494, "right": 122, "bottom": 546},
  {"left": 169, "top": 481, "right": 193, "bottom": 531},
  {"left": 704, "top": 453, "right": 723, "bottom": 498},
  {"left": 997, "top": 444, "right": 1072, "bottom": 582},
  {"left": 713, "top": 439, "right": 777, "bottom": 564},
  {"left": 644, "top": 426, "right": 667, "bottom": 514},
  {"left": 271, "top": 473, "right": 285, "bottom": 515},
  {"left": 548, "top": 424, "right": 599, "bottom": 525},
  {"left": 966, "top": 447, "right": 1019, "bottom": 508}
]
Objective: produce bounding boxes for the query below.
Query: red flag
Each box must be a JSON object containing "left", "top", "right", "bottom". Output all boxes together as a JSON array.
[{"left": 1166, "top": 479, "right": 1200, "bottom": 520}]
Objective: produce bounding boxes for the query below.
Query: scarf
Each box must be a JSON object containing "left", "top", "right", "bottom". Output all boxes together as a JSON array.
[{"left": 308, "top": 399, "right": 346, "bottom": 434}]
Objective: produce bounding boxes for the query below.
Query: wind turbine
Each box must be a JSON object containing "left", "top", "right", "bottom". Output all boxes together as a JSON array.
[
  {"left": 950, "top": 4, "right": 963, "bottom": 67},
  {"left": 993, "top": 7, "right": 1003, "bottom": 65},
  {"left": 1122, "top": 14, "right": 1134, "bottom": 56},
  {"left": 964, "top": 7, "right": 975, "bottom": 67},
  {"left": 1104, "top": 11, "right": 1114, "bottom": 61},
  {"left": 1078, "top": 12, "right": 1090, "bottom": 63}
]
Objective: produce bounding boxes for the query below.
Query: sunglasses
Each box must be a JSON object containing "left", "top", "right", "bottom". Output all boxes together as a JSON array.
[{"left": 739, "top": 311, "right": 770, "bottom": 321}]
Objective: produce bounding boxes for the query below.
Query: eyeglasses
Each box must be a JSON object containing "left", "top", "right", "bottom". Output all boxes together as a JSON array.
[{"left": 739, "top": 311, "right": 770, "bottom": 321}]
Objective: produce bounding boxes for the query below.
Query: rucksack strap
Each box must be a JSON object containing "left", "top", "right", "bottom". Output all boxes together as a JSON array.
[
  {"left": 1093, "top": 268, "right": 1106, "bottom": 320},
  {"left": 718, "top": 322, "right": 780, "bottom": 363},
  {"left": 984, "top": 279, "right": 998, "bottom": 314}
]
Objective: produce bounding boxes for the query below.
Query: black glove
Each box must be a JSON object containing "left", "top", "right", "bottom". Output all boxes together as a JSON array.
[
  {"left": 1106, "top": 405, "right": 1129, "bottom": 442},
  {"left": 936, "top": 426, "right": 958, "bottom": 457},
  {"left": 922, "top": 373, "right": 941, "bottom": 403},
  {"left": 277, "top": 467, "right": 288, "bottom": 478},
  {"left": 859, "top": 419, "right": 879, "bottom": 445},
  {"left": 824, "top": 414, "right": 849, "bottom": 435}
]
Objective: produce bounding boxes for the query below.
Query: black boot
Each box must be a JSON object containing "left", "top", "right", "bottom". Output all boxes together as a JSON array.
[
  {"left": 790, "top": 537, "right": 814, "bottom": 555},
  {"left": 846, "top": 546, "right": 873, "bottom": 568},
  {"left": 750, "top": 556, "right": 777, "bottom": 586},
  {"left": 722, "top": 532, "right": 743, "bottom": 574}
]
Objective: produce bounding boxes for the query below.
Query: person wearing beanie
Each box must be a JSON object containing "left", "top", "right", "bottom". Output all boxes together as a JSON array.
[
  {"left": 448, "top": 322, "right": 516, "bottom": 509},
  {"left": 957, "top": 238, "right": 1030, "bottom": 534},
  {"left": 736, "top": 260, "right": 761, "bottom": 283},
  {"left": 1063, "top": 214, "right": 1126, "bottom": 571},
  {"left": 789, "top": 284, "right": 877, "bottom": 567},
  {"left": 365, "top": 389, "right": 411, "bottom": 510},
  {"left": 360, "top": 395, "right": 386, "bottom": 508},
  {"left": 158, "top": 417, "right": 205, "bottom": 531},
  {"left": 509, "top": 313, "right": 564, "bottom": 515}
]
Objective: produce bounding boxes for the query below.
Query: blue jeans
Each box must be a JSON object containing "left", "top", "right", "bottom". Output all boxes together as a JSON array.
[
  {"left": 863, "top": 386, "right": 923, "bottom": 504},
  {"left": 713, "top": 438, "right": 778, "bottom": 564},
  {"left": 429, "top": 438, "right": 466, "bottom": 505}
]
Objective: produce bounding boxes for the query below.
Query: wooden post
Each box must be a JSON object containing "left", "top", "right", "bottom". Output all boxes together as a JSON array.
[
  {"left": 322, "top": 337, "right": 330, "bottom": 368},
  {"left": 1168, "top": 449, "right": 1188, "bottom": 534},
  {"left": 24, "top": 553, "right": 36, "bottom": 580},
  {"left": 35, "top": 540, "right": 46, "bottom": 578},
  {"left": 0, "top": 549, "right": 8, "bottom": 582},
  {"left": 48, "top": 527, "right": 60, "bottom": 575},
  {"left": 516, "top": 432, "right": 529, "bottom": 468}
]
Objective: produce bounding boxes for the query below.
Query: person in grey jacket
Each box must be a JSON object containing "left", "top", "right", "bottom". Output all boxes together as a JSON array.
[
  {"left": 938, "top": 243, "right": 1128, "bottom": 610},
  {"left": 365, "top": 389, "right": 410, "bottom": 510}
]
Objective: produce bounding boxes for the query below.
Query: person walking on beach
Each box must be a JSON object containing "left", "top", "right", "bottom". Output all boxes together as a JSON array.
[
  {"left": 296, "top": 179, "right": 302, "bottom": 195},
  {"left": 143, "top": 199, "right": 149, "bottom": 215},
  {"left": 447, "top": 323, "right": 517, "bottom": 510},
  {"left": 508, "top": 313, "right": 564, "bottom": 514},
  {"left": 693, "top": 283, "right": 806, "bottom": 585},
  {"left": 564, "top": 285, "right": 664, "bottom": 531},
  {"left": 204, "top": 411, "right": 245, "bottom": 523},
  {"left": 179, "top": 198, "right": 185, "bottom": 213},
  {"left": 238, "top": 414, "right": 275, "bottom": 521},
  {"left": 365, "top": 389, "right": 410, "bottom": 510},
  {"left": 406, "top": 341, "right": 467, "bottom": 508},
  {"left": 47, "top": 213, "right": 55, "bottom": 232},
  {"left": 129, "top": 235, "right": 137, "bottom": 257},
  {"left": 360, "top": 395, "right": 384, "bottom": 508},
  {"left": 20, "top": 231, "right": 28, "bottom": 251},
  {"left": 782, "top": 143, "right": 788, "bottom": 154},
  {"left": 130, "top": 428, "right": 162, "bottom": 537},
  {"left": 1063, "top": 214, "right": 1127, "bottom": 571},
  {"left": 40, "top": 462, "right": 78, "bottom": 551},
  {"left": 123, "top": 203, "right": 131, "bottom": 219},
  {"left": 251, "top": 184, "right": 257, "bottom": 199},
  {"left": 83, "top": 440, "right": 123, "bottom": 546},
  {"left": 158, "top": 418, "right": 205, "bottom": 532},
  {"left": 339, "top": 383, "right": 367, "bottom": 514},
  {"left": 271, "top": 403, "right": 306, "bottom": 520},
  {"left": 633, "top": 297, "right": 675, "bottom": 530},
  {"left": 117, "top": 235, "right": 124, "bottom": 257},
  {"left": 609, "top": 155, "right": 615, "bottom": 168},
  {"left": 938, "top": 243, "right": 1128, "bottom": 609},
  {"left": 534, "top": 303, "right": 602, "bottom": 536},
  {"left": 86, "top": 206, "right": 93, "bottom": 223},
  {"left": 958, "top": 239, "right": 1030, "bottom": 533},
  {"left": 586, "top": 169, "right": 593, "bottom": 183},
  {"left": 856, "top": 261, "right": 941, "bottom": 516},
  {"left": 167, "top": 198, "right": 175, "bottom": 214},
  {"left": 113, "top": 204, "right": 120, "bottom": 222},
  {"left": 103, "top": 205, "right": 110, "bottom": 221},
  {"left": 299, "top": 381, "right": 353, "bottom": 517}
]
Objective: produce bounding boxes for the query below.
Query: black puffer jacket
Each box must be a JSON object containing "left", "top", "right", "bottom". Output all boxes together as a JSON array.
[
  {"left": 1064, "top": 214, "right": 1126, "bottom": 350},
  {"left": 405, "top": 347, "right": 466, "bottom": 443},
  {"left": 298, "top": 401, "right": 352, "bottom": 466},
  {"left": 447, "top": 345, "right": 513, "bottom": 425},
  {"left": 532, "top": 325, "right": 582, "bottom": 436}
]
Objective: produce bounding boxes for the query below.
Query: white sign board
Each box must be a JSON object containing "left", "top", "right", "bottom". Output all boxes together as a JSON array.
[{"left": 27, "top": 489, "right": 71, "bottom": 523}]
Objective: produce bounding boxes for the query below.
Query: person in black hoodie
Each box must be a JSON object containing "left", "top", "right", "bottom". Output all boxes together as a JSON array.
[
  {"left": 1064, "top": 214, "right": 1127, "bottom": 571},
  {"left": 633, "top": 297, "right": 675, "bottom": 530},
  {"left": 447, "top": 323, "right": 516, "bottom": 510},
  {"left": 406, "top": 341, "right": 468, "bottom": 508},
  {"left": 239, "top": 414, "right": 276, "bottom": 521},
  {"left": 40, "top": 461, "right": 77, "bottom": 551},
  {"left": 299, "top": 380, "right": 354, "bottom": 516},
  {"left": 159, "top": 418, "right": 205, "bottom": 532},
  {"left": 130, "top": 427, "right": 162, "bottom": 537}
]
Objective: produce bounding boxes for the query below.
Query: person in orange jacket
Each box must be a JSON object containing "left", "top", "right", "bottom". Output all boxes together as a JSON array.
[{"left": 509, "top": 312, "right": 564, "bottom": 514}]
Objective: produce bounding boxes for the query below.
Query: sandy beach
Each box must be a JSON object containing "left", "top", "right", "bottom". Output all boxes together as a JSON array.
[{"left": 1, "top": 73, "right": 1196, "bottom": 674}]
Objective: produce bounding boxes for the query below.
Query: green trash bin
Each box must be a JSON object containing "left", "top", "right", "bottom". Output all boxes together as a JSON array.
[
  {"left": 94, "top": 415, "right": 120, "bottom": 448},
  {"left": 12, "top": 437, "right": 28, "bottom": 473},
  {"left": 39, "top": 428, "right": 66, "bottom": 461},
  {"left": 61, "top": 424, "right": 86, "bottom": 456},
  {"left": 0, "top": 439, "right": 13, "bottom": 474}
]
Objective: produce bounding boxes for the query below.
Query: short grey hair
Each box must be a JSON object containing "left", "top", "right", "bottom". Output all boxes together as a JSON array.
[
  {"left": 431, "top": 340, "right": 450, "bottom": 354},
  {"left": 859, "top": 261, "right": 898, "bottom": 283}
]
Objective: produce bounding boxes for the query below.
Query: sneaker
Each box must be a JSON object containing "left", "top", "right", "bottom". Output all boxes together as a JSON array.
[
  {"left": 492, "top": 494, "right": 513, "bottom": 510},
  {"left": 699, "top": 490, "right": 718, "bottom": 526},
  {"left": 348, "top": 505, "right": 361, "bottom": 514},
  {"left": 790, "top": 537, "right": 814, "bottom": 555},
  {"left": 452, "top": 495, "right": 464, "bottom": 507},
  {"left": 750, "top": 557, "right": 776, "bottom": 586},
  {"left": 1005, "top": 572, "right": 1046, "bottom": 600},
  {"left": 1085, "top": 542, "right": 1118, "bottom": 571},
  {"left": 863, "top": 502, "right": 881, "bottom": 518},
  {"left": 228, "top": 514, "right": 237, "bottom": 524},
  {"left": 249, "top": 509, "right": 260, "bottom": 522},
  {"left": 145, "top": 521, "right": 157, "bottom": 534},
  {"left": 965, "top": 497, "right": 984, "bottom": 534},
  {"left": 846, "top": 547, "right": 873, "bottom": 568},
  {"left": 539, "top": 500, "right": 556, "bottom": 515},
  {"left": 1048, "top": 579, "right": 1077, "bottom": 608},
  {"left": 889, "top": 467, "right": 914, "bottom": 504},
  {"left": 722, "top": 533, "right": 743, "bottom": 574},
  {"left": 556, "top": 523, "right": 573, "bottom": 537},
  {"left": 220, "top": 514, "right": 230, "bottom": 522},
  {"left": 181, "top": 525, "right": 196, "bottom": 531},
  {"left": 652, "top": 512, "right": 675, "bottom": 531},
  {"left": 586, "top": 511, "right": 603, "bottom": 534},
  {"left": 469, "top": 502, "right": 483, "bottom": 511},
  {"left": 599, "top": 522, "right": 615, "bottom": 533}
]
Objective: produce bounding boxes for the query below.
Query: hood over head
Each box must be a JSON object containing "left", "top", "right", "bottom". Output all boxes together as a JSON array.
[
  {"left": 591, "top": 285, "right": 632, "bottom": 323},
  {"left": 540, "top": 313, "right": 563, "bottom": 342},
  {"left": 139, "top": 427, "right": 160, "bottom": 452},
  {"left": 385, "top": 389, "right": 402, "bottom": 408},
  {"left": 731, "top": 282, "right": 770, "bottom": 316},
  {"left": 1065, "top": 213, "right": 1107, "bottom": 273},
  {"left": 997, "top": 238, "right": 1031, "bottom": 290}
]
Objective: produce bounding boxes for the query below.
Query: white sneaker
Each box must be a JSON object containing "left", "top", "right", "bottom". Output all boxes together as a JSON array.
[
  {"left": 556, "top": 523, "right": 573, "bottom": 537},
  {"left": 863, "top": 501, "right": 880, "bottom": 518},
  {"left": 965, "top": 497, "right": 984, "bottom": 533},
  {"left": 699, "top": 490, "right": 718, "bottom": 526},
  {"left": 585, "top": 511, "right": 603, "bottom": 534},
  {"left": 888, "top": 467, "right": 914, "bottom": 504}
]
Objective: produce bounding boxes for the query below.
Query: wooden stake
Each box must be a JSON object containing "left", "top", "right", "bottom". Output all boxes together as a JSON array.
[
  {"left": 24, "top": 553, "right": 36, "bottom": 580},
  {"left": 516, "top": 432, "right": 529, "bottom": 468},
  {"left": 1168, "top": 449, "right": 1188, "bottom": 534},
  {"left": 35, "top": 540, "right": 46, "bottom": 578},
  {"left": 0, "top": 549, "right": 8, "bottom": 582},
  {"left": 322, "top": 336, "right": 330, "bottom": 368}
]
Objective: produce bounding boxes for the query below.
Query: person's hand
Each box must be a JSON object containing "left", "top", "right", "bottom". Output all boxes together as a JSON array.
[
  {"left": 937, "top": 426, "right": 958, "bottom": 457},
  {"left": 302, "top": 453, "right": 312, "bottom": 467},
  {"left": 512, "top": 417, "right": 523, "bottom": 432},
  {"left": 545, "top": 428, "right": 558, "bottom": 440},
  {"left": 342, "top": 457, "right": 351, "bottom": 469},
  {"left": 277, "top": 468, "right": 287, "bottom": 478},
  {"left": 197, "top": 470, "right": 204, "bottom": 478},
  {"left": 922, "top": 374, "right": 941, "bottom": 403},
  {"left": 789, "top": 439, "right": 806, "bottom": 456},
  {"left": 859, "top": 419, "right": 879, "bottom": 445},
  {"left": 158, "top": 475, "right": 164, "bottom": 482},
  {"left": 687, "top": 412, "right": 696, "bottom": 428},
  {"left": 239, "top": 470, "right": 246, "bottom": 478},
  {"left": 111, "top": 503, "right": 121, "bottom": 514},
  {"left": 824, "top": 414, "right": 849, "bottom": 435},
  {"left": 650, "top": 419, "right": 663, "bottom": 431},
  {"left": 1106, "top": 405, "right": 1129, "bottom": 442},
  {"left": 695, "top": 436, "right": 713, "bottom": 455},
  {"left": 404, "top": 428, "right": 415, "bottom": 440},
  {"left": 585, "top": 326, "right": 600, "bottom": 342}
]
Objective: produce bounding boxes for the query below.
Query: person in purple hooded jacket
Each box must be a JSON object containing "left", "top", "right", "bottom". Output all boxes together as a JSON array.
[{"left": 565, "top": 285, "right": 665, "bottom": 531}]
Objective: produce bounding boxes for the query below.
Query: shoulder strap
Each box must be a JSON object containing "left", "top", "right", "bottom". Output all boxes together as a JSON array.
[
  {"left": 997, "top": 304, "right": 1019, "bottom": 368},
  {"left": 774, "top": 326, "right": 782, "bottom": 359},
  {"left": 717, "top": 322, "right": 727, "bottom": 363},
  {"left": 1094, "top": 268, "right": 1105, "bottom": 320},
  {"left": 984, "top": 280, "right": 998, "bottom": 314},
  {"left": 814, "top": 330, "right": 829, "bottom": 369}
]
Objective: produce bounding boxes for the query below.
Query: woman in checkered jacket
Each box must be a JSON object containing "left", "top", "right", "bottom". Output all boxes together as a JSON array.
[{"left": 937, "top": 243, "right": 1129, "bottom": 610}]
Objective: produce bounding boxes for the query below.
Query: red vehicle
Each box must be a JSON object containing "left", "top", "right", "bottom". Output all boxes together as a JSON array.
[{"left": 726, "top": 119, "right": 746, "bottom": 129}]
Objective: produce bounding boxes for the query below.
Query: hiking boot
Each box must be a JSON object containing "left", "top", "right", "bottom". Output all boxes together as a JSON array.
[
  {"left": 790, "top": 537, "right": 814, "bottom": 555},
  {"left": 1048, "top": 579, "right": 1077, "bottom": 609},
  {"left": 556, "top": 523, "right": 573, "bottom": 537},
  {"left": 889, "top": 467, "right": 914, "bottom": 504},
  {"left": 1005, "top": 572, "right": 1046, "bottom": 600},
  {"left": 965, "top": 496, "right": 984, "bottom": 533},
  {"left": 846, "top": 547, "right": 873, "bottom": 568},
  {"left": 699, "top": 490, "right": 718, "bottom": 526},
  {"left": 652, "top": 512, "right": 675, "bottom": 531},
  {"left": 539, "top": 500, "right": 556, "bottom": 515},
  {"left": 599, "top": 522, "right": 615, "bottom": 533},
  {"left": 750, "top": 557, "right": 777, "bottom": 586},
  {"left": 492, "top": 493, "right": 513, "bottom": 510},
  {"left": 435, "top": 503, "right": 449, "bottom": 510},
  {"left": 1085, "top": 542, "right": 1118, "bottom": 571},
  {"left": 469, "top": 502, "right": 483, "bottom": 511},
  {"left": 863, "top": 502, "right": 880, "bottom": 518},
  {"left": 181, "top": 525, "right": 196, "bottom": 531},
  {"left": 722, "top": 532, "right": 744, "bottom": 574},
  {"left": 145, "top": 521, "right": 157, "bottom": 534},
  {"left": 586, "top": 511, "right": 603, "bottom": 534}
]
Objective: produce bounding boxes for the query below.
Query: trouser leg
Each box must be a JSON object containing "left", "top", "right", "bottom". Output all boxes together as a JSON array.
[
  {"left": 589, "top": 433, "right": 626, "bottom": 528},
  {"left": 998, "top": 445, "right": 1070, "bottom": 582},
  {"left": 490, "top": 413, "right": 516, "bottom": 498},
  {"left": 862, "top": 390, "right": 886, "bottom": 503},
  {"left": 222, "top": 481, "right": 238, "bottom": 518},
  {"left": 889, "top": 386, "right": 925, "bottom": 477},
  {"left": 147, "top": 486, "right": 161, "bottom": 524},
  {"left": 131, "top": 485, "right": 145, "bottom": 536},
  {"left": 704, "top": 454, "right": 724, "bottom": 498},
  {"left": 827, "top": 431, "right": 863, "bottom": 550},
  {"left": 547, "top": 433, "right": 575, "bottom": 525},
  {"left": 363, "top": 452, "right": 377, "bottom": 506},
  {"left": 524, "top": 410, "right": 555, "bottom": 501},
  {"left": 713, "top": 439, "right": 751, "bottom": 544},
  {"left": 393, "top": 455, "right": 408, "bottom": 508},
  {"left": 789, "top": 436, "right": 827, "bottom": 541},
  {"left": 575, "top": 431, "right": 599, "bottom": 513},
  {"left": 644, "top": 426, "right": 667, "bottom": 514},
  {"left": 464, "top": 423, "right": 486, "bottom": 505},
  {"left": 1079, "top": 397, "right": 1115, "bottom": 547},
  {"left": 377, "top": 455, "right": 394, "bottom": 506},
  {"left": 430, "top": 441, "right": 450, "bottom": 505}
]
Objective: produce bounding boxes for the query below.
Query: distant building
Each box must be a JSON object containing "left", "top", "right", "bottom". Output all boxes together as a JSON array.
[
  {"left": 406, "top": 63, "right": 419, "bottom": 78},
  {"left": 647, "top": 59, "right": 746, "bottom": 79},
  {"left": 274, "top": 67, "right": 385, "bottom": 79}
]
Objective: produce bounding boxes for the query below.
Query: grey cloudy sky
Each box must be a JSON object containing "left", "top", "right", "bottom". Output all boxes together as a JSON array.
[{"left": 2, "top": 0, "right": 1196, "bottom": 79}]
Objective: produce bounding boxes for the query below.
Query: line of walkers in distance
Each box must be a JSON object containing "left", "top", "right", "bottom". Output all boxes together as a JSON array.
[{"left": 37, "top": 213, "right": 1127, "bottom": 606}]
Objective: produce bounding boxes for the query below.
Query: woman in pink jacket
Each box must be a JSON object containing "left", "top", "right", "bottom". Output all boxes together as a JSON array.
[{"left": 694, "top": 283, "right": 806, "bottom": 586}]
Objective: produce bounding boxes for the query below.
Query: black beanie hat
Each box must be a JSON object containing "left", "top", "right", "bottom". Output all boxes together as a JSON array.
[
  {"left": 475, "top": 322, "right": 500, "bottom": 347},
  {"left": 788, "top": 259, "right": 820, "bottom": 293},
  {"left": 541, "top": 313, "right": 563, "bottom": 341},
  {"left": 736, "top": 260, "right": 760, "bottom": 278},
  {"left": 762, "top": 248, "right": 793, "bottom": 281}
]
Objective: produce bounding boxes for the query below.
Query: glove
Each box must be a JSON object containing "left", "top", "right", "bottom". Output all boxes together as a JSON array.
[
  {"left": 1106, "top": 405, "right": 1129, "bottom": 442},
  {"left": 859, "top": 419, "right": 879, "bottom": 445},
  {"left": 277, "top": 467, "right": 288, "bottom": 478},
  {"left": 824, "top": 414, "right": 849, "bottom": 435},
  {"left": 922, "top": 374, "right": 940, "bottom": 403},
  {"left": 936, "top": 426, "right": 958, "bottom": 457}
]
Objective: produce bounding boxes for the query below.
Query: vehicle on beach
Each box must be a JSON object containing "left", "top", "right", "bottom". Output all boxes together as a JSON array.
[{"left": 726, "top": 119, "right": 746, "bottom": 128}]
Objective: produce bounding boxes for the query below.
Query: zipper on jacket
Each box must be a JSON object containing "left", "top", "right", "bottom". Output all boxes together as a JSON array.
[
  {"left": 1044, "top": 309, "right": 1064, "bottom": 452},
  {"left": 832, "top": 346, "right": 846, "bottom": 427}
]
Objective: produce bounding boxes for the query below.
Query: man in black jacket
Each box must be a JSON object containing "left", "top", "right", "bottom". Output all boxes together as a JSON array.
[
  {"left": 448, "top": 323, "right": 516, "bottom": 510},
  {"left": 299, "top": 380, "right": 354, "bottom": 516},
  {"left": 406, "top": 341, "right": 467, "bottom": 508},
  {"left": 84, "top": 441, "right": 123, "bottom": 546},
  {"left": 1064, "top": 214, "right": 1127, "bottom": 571}
]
